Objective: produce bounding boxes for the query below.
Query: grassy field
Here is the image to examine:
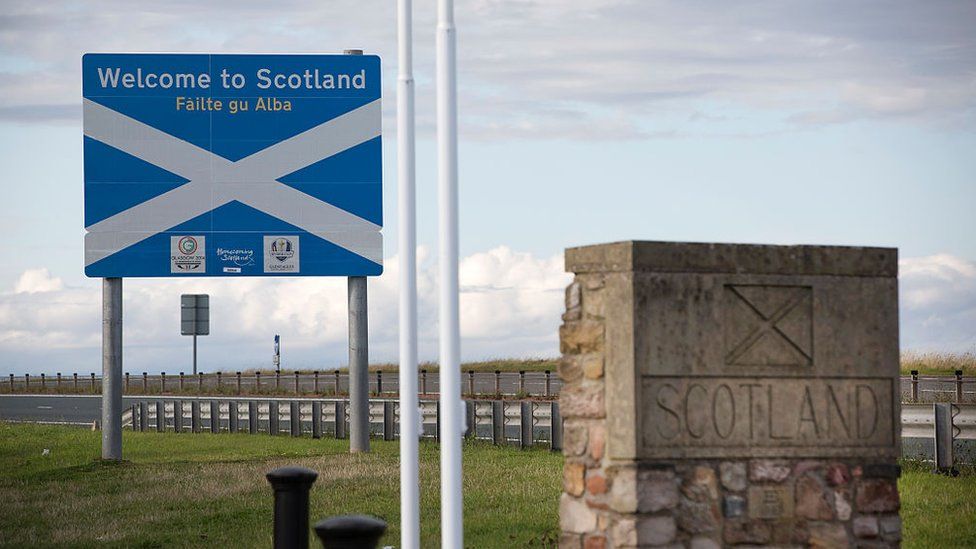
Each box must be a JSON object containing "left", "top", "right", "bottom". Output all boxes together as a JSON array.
[
  {"left": 900, "top": 351, "right": 976, "bottom": 376},
  {"left": 0, "top": 423, "right": 560, "bottom": 548},
  {"left": 899, "top": 461, "right": 976, "bottom": 548},
  {"left": 2, "top": 424, "right": 975, "bottom": 548}
]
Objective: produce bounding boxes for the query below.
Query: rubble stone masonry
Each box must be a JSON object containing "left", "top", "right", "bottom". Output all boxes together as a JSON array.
[{"left": 559, "top": 241, "right": 901, "bottom": 548}]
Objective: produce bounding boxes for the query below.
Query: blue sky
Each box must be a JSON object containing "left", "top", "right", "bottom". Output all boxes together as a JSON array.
[{"left": 0, "top": 0, "right": 973, "bottom": 374}]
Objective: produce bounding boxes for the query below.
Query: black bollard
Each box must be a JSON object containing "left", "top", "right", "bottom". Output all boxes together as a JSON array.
[
  {"left": 313, "top": 515, "right": 386, "bottom": 549},
  {"left": 267, "top": 466, "right": 319, "bottom": 549}
]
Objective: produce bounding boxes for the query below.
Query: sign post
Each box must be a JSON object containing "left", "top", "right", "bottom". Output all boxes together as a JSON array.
[
  {"left": 180, "top": 294, "right": 210, "bottom": 375},
  {"left": 83, "top": 53, "right": 384, "bottom": 459},
  {"left": 101, "top": 277, "right": 123, "bottom": 460}
]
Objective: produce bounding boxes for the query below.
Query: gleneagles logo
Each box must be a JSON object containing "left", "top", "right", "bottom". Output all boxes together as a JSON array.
[
  {"left": 270, "top": 238, "right": 294, "bottom": 262},
  {"left": 263, "top": 235, "right": 299, "bottom": 273}
]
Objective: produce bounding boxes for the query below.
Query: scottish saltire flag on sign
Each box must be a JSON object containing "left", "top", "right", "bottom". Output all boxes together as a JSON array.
[{"left": 82, "top": 53, "right": 383, "bottom": 277}]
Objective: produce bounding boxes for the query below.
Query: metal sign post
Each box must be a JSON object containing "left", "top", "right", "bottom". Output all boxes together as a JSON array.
[
  {"left": 101, "top": 277, "right": 123, "bottom": 460},
  {"left": 348, "top": 276, "right": 370, "bottom": 453}
]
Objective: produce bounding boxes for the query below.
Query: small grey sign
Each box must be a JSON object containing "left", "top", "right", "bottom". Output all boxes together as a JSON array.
[{"left": 181, "top": 294, "right": 210, "bottom": 336}]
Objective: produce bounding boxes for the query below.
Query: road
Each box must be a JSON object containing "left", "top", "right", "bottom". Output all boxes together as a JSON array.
[{"left": 0, "top": 394, "right": 107, "bottom": 425}]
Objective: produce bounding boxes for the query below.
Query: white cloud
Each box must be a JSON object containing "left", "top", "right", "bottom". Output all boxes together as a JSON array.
[
  {"left": 0, "top": 247, "right": 571, "bottom": 375},
  {"left": 1, "top": 0, "right": 973, "bottom": 136},
  {"left": 2, "top": 249, "right": 972, "bottom": 375},
  {"left": 13, "top": 268, "right": 64, "bottom": 293},
  {"left": 899, "top": 254, "right": 976, "bottom": 352}
]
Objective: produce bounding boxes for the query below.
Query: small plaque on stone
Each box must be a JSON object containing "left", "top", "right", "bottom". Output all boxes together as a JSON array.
[{"left": 748, "top": 486, "right": 794, "bottom": 519}]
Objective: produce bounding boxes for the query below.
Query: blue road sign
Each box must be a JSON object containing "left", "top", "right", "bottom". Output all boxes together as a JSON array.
[{"left": 82, "top": 53, "right": 383, "bottom": 277}]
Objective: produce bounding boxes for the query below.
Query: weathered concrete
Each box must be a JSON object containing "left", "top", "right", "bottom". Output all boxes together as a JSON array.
[{"left": 559, "top": 241, "right": 901, "bottom": 548}]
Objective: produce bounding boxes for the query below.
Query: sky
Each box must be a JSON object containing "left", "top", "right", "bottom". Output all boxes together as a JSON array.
[{"left": 0, "top": 0, "right": 974, "bottom": 375}]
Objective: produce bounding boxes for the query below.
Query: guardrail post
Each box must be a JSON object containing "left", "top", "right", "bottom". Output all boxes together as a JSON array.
[
  {"left": 217, "top": 371, "right": 222, "bottom": 389},
  {"left": 435, "top": 401, "right": 441, "bottom": 442},
  {"left": 494, "top": 370, "right": 501, "bottom": 396},
  {"left": 312, "top": 401, "right": 322, "bottom": 439},
  {"left": 314, "top": 515, "right": 387, "bottom": 549},
  {"left": 143, "top": 372, "right": 148, "bottom": 392},
  {"left": 174, "top": 401, "right": 183, "bottom": 432},
  {"left": 211, "top": 401, "right": 220, "bottom": 433},
  {"left": 519, "top": 370, "right": 526, "bottom": 395},
  {"left": 91, "top": 372, "right": 96, "bottom": 391},
  {"left": 249, "top": 401, "right": 259, "bottom": 434},
  {"left": 934, "top": 403, "right": 957, "bottom": 474},
  {"left": 313, "top": 371, "right": 320, "bottom": 393},
  {"left": 256, "top": 371, "right": 262, "bottom": 390},
  {"left": 551, "top": 402, "right": 562, "bottom": 451},
  {"left": 237, "top": 372, "right": 242, "bottom": 395},
  {"left": 198, "top": 372, "right": 204, "bottom": 391},
  {"left": 376, "top": 371, "right": 382, "bottom": 395},
  {"left": 492, "top": 401, "right": 504, "bottom": 445},
  {"left": 129, "top": 403, "right": 137, "bottom": 430},
  {"left": 383, "top": 401, "right": 395, "bottom": 441},
  {"left": 520, "top": 401, "right": 533, "bottom": 449},
  {"left": 266, "top": 466, "right": 318, "bottom": 549},
  {"left": 161, "top": 372, "right": 167, "bottom": 393},
  {"left": 179, "top": 372, "right": 185, "bottom": 391},
  {"left": 230, "top": 401, "right": 239, "bottom": 433},
  {"left": 124, "top": 372, "right": 129, "bottom": 392},
  {"left": 544, "top": 370, "right": 551, "bottom": 397},
  {"left": 467, "top": 370, "right": 475, "bottom": 396},
  {"left": 956, "top": 370, "right": 964, "bottom": 403},
  {"left": 465, "top": 400, "right": 475, "bottom": 438},
  {"left": 295, "top": 372, "right": 300, "bottom": 393},
  {"left": 910, "top": 370, "right": 918, "bottom": 402},
  {"left": 290, "top": 401, "right": 301, "bottom": 437},
  {"left": 139, "top": 402, "right": 147, "bottom": 432},
  {"left": 270, "top": 401, "right": 280, "bottom": 435},
  {"left": 156, "top": 401, "right": 164, "bottom": 432},
  {"left": 191, "top": 401, "right": 201, "bottom": 432},
  {"left": 24, "top": 373, "right": 30, "bottom": 390},
  {"left": 40, "top": 373, "right": 46, "bottom": 390},
  {"left": 420, "top": 369, "right": 427, "bottom": 395},
  {"left": 335, "top": 401, "right": 346, "bottom": 439},
  {"left": 57, "top": 372, "right": 62, "bottom": 389}
]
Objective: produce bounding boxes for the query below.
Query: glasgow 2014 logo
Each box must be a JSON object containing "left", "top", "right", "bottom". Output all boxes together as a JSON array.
[{"left": 177, "top": 236, "right": 198, "bottom": 255}]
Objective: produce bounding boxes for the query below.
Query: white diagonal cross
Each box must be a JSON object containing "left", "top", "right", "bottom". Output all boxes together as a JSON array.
[{"left": 83, "top": 98, "right": 383, "bottom": 267}]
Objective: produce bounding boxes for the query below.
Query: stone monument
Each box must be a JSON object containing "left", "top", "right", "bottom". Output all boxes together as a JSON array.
[{"left": 559, "top": 241, "right": 901, "bottom": 548}]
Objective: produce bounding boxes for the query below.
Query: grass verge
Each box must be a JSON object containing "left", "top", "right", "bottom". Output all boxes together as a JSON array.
[
  {"left": 2, "top": 424, "right": 975, "bottom": 548},
  {"left": 0, "top": 423, "right": 560, "bottom": 548}
]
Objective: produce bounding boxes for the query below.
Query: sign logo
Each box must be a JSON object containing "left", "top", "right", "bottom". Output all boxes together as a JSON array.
[
  {"left": 270, "top": 238, "right": 295, "bottom": 262},
  {"left": 264, "top": 235, "right": 300, "bottom": 273},
  {"left": 178, "top": 236, "right": 198, "bottom": 255},
  {"left": 171, "top": 235, "right": 206, "bottom": 273}
]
